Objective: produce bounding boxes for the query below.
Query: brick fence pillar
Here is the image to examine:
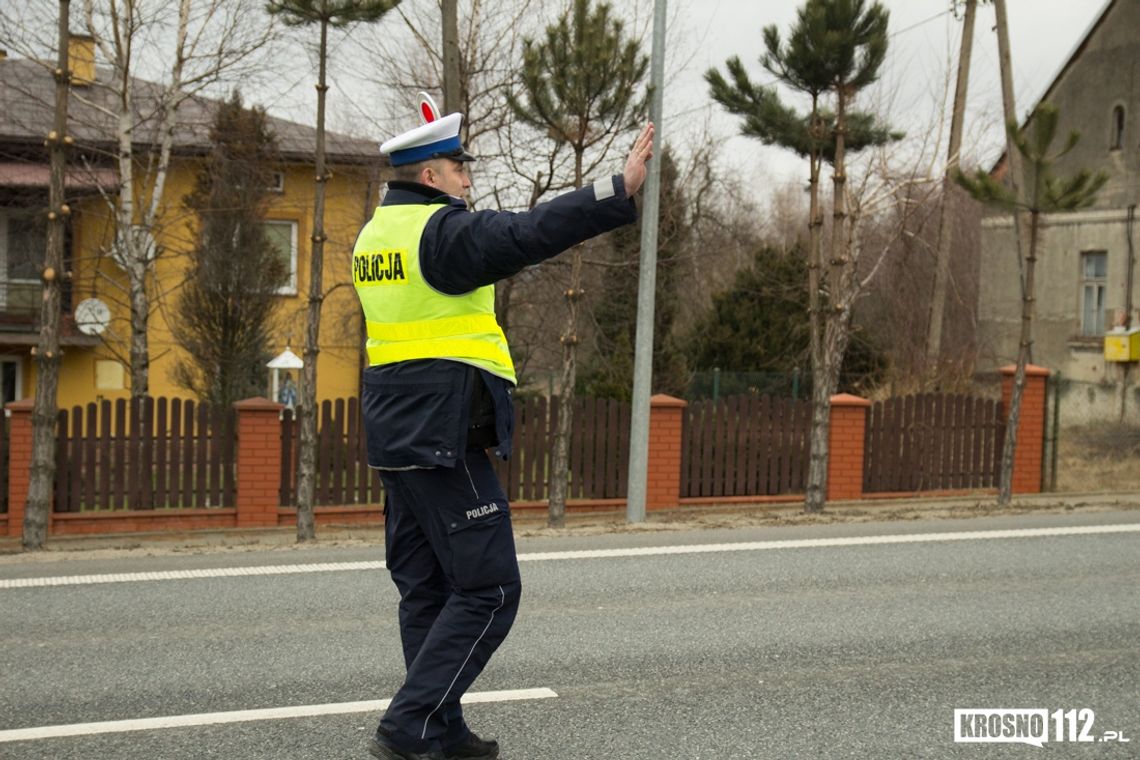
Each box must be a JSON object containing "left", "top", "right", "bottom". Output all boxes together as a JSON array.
[
  {"left": 5, "top": 399, "right": 34, "bottom": 538},
  {"left": 1000, "top": 364, "right": 1050, "bottom": 494},
  {"left": 827, "top": 393, "right": 871, "bottom": 501},
  {"left": 233, "top": 397, "right": 284, "bottom": 528},
  {"left": 646, "top": 394, "right": 687, "bottom": 510}
]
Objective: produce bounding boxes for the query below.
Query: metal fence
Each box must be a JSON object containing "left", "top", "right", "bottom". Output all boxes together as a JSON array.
[{"left": 687, "top": 369, "right": 808, "bottom": 402}]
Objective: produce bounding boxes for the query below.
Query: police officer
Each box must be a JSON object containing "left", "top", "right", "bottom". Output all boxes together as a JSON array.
[{"left": 355, "top": 99, "right": 653, "bottom": 760}]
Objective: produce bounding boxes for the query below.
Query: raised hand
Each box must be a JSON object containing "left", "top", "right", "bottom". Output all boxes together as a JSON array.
[{"left": 622, "top": 122, "right": 655, "bottom": 196}]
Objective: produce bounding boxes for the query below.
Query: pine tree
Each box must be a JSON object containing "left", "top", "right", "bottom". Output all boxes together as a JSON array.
[
  {"left": 172, "top": 92, "right": 286, "bottom": 410},
  {"left": 507, "top": 0, "right": 648, "bottom": 527},
  {"left": 707, "top": 0, "right": 897, "bottom": 513},
  {"left": 265, "top": 0, "right": 401, "bottom": 541},
  {"left": 956, "top": 102, "right": 1106, "bottom": 506},
  {"left": 680, "top": 244, "right": 885, "bottom": 396}
]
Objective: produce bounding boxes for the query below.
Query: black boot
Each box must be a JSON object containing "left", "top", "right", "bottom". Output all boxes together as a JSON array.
[
  {"left": 368, "top": 728, "right": 446, "bottom": 760},
  {"left": 443, "top": 730, "right": 500, "bottom": 760}
]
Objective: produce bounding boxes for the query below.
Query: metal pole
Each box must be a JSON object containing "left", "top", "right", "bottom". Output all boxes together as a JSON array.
[
  {"left": 625, "top": 0, "right": 667, "bottom": 524},
  {"left": 441, "top": 0, "right": 460, "bottom": 114}
]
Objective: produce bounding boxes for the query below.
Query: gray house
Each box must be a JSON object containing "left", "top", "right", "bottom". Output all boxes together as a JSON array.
[{"left": 978, "top": 0, "right": 1139, "bottom": 424}]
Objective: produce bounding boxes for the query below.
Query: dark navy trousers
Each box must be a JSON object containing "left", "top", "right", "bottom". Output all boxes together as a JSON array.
[{"left": 377, "top": 449, "right": 521, "bottom": 752}]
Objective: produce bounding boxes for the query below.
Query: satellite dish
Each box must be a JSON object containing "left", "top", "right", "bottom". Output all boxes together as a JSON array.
[{"left": 74, "top": 298, "right": 111, "bottom": 336}]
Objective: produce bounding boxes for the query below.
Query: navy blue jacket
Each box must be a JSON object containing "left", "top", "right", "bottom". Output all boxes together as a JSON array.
[{"left": 361, "top": 176, "right": 638, "bottom": 470}]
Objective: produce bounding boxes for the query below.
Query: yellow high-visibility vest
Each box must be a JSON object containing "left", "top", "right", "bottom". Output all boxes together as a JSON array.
[{"left": 352, "top": 203, "right": 516, "bottom": 384}]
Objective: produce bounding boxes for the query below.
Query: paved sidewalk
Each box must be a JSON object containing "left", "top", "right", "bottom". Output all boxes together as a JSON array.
[{"left": 2, "top": 489, "right": 1138, "bottom": 559}]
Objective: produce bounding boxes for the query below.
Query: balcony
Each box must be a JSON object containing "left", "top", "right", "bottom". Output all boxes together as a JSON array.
[{"left": 0, "top": 279, "right": 98, "bottom": 347}]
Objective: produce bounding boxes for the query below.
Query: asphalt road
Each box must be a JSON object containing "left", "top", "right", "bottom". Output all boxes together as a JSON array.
[{"left": 1, "top": 510, "right": 1138, "bottom": 759}]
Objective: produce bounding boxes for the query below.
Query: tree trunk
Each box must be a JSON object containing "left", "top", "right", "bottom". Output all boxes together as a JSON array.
[
  {"left": 127, "top": 257, "right": 150, "bottom": 399},
  {"left": 110, "top": 52, "right": 152, "bottom": 400},
  {"left": 804, "top": 101, "right": 824, "bottom": 513},
  {"left": 296, "top": 17, "right": 330, "bottom": 542},
  {"left": 804, "top": 87, "right": 849, "bottom": 515},
  {"left": 24, "top": 2, "right": 72, "bottom": 550},
  {"left": 998, "top": 209, "right": 1039, "bottom": 505},
  {"left": 547, "top": 151, "right": 586, "bottom": 527},
  {"left": 993, "top": 0, "right": 1027, "bottom": 297},
  {"left": 993, "top": 0, "right": 1031, "bottom": 507},
  {"left": 925, "top": 0, "right": 976, "bottom": 372}
]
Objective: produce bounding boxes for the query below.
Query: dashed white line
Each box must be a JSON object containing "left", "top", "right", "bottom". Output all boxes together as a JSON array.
[
  {"left": 1, "top": 523, "right": 1137, "bottom": 589},
  {"left": 0, "top": 687, "right": 558, "bottom": 743}
]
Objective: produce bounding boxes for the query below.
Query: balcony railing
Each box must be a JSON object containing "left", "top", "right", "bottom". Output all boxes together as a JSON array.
[{"left": 0, "top": 280, "right": 75, "bottom": 333}]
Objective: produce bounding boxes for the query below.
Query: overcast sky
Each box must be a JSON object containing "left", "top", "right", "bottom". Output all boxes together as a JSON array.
[
  {"left": 656, "top": 0, "right": 1109, "bottom": 189},
  {"left": 240, "top": 0, "right": 1110, "bottom": 191}
]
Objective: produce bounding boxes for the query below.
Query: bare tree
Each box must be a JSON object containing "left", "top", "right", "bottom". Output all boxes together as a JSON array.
[
  {"left": 956, "top": 103, "right": 1106, "bottom": 506},
  {"left": 508, "top": 0, "right": 648, "bottom": 527},
  {"left": 266, "top": 0, "right": 402, "bottom": 542},
  {"left": 77, "top": 0, "right": 273, "bottom": 400},
  {"left": 22, "top": 1, "right": 73, "bottom": 551}
]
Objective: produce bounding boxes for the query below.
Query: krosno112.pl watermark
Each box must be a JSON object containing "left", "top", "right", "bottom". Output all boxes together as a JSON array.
[{"left": 954, "top": 709, "right": 1131, "bottom": 747}]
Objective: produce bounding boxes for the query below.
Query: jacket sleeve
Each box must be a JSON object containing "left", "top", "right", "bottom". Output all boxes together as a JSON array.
[{"left": 420, "top": 175, "right": 638, "bottom": 295}]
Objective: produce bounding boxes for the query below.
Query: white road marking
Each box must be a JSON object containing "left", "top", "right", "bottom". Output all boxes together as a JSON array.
[
  {"left": 0, "top": 687, "right": 558, "bottom": 743},
  {"left": 1, "top": 523, "right": 1137, "bottom": 590}
]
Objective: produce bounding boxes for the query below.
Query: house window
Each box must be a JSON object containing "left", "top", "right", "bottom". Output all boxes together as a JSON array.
[
  {"left": 1110, "top": 105, "right": 1125, "bottom": 151},
  {"left": 1079, "top": 251, "right": 1107, "bottom": 336},
  {"left": 263, "top": 220, "right": 297, "bottom": 295},
  {"left": 268, "top": 171, "right": 285, "bottom": 193},
  {"left": 1, "top": 356, "right": 21, "bottom": 404},
  {"left": 0, "top": 211, "right": 46, "bottom": 310}
]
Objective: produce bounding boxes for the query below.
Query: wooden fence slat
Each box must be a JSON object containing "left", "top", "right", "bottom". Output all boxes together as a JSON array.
[
  {"left": 279, "top": 408, "right": 294, "bottom": 506},
  {"left": 726, "top": 397, "right": 742, "bottom": 496},
  {"left": 864, "top": 402, "right": 880, "bottom": 492},
  {"left": 219, "top": 403, "right": 235, "bottom": 507},
  {"left": 193, "top": 401, "right": 207, "bottom": 508},
  {"left": 154, "top": 399, "right": 168, "bottom": 508},
  {"left": 0, "top": 412, "right": 7, "bottom": 515},
  {"left": 752, "top": 396, "right": 768, "bottom": 495},
  {"left": 696, "top": 401, "right": 711, "bottom": 497},
  {"left": 129, "top": 398, "right": 143, "bottom": 510},
  {"left": 790, "top": 400, "right": 807, "bottom": 492},
  {"left": 574, "top": 396, "right": 592, "bottom": 501},
  {"left": 82, "top": 402, "right": 97, "bottom": 510},
  {"left": 140, "top": 397, "right": 155, "bottom": 509},
  {"left": 346, "top": 398, "right": 359, "bottom": 504},
  {"left": 780, "top": 398, "right": 795, "bottom": 494},
  {"left": 170, "top": 399, "right": 184, "bottom": 508},
  {"left": 616, "top": 400, "right": 630, "bottom": 499},
  {"left": 53, "top": 409, "right": 68, "bottom": 513},
  {"left": 953, "top": 396, "right": 971, "bottom": 489},
  {"left": 969, "top": 398, "right": 984, "bottom": 489},
  {"left": 741, "top": 396, "right": 756, "bottom": 495},
  {"left": 536, "top": 396, "right": 550, "bottom": 501},
  {"left": 67, "top": 405, "right": 83, "bottom": 512},
  {"left": 331, "top": 399, "right": 346, "bottom": 505},
  {"left": 111, "top": 399, "right": 125, "bottom": 509},
  {"left": 606, "top": 398, "right": 624, "bottom": 499}
]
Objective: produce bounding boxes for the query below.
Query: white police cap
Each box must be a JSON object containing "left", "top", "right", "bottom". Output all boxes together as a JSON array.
[{"left": 380, "top": 111, "right": 476, "bottom": 167}]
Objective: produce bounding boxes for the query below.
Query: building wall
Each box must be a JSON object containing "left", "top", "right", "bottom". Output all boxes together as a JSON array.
[
  {"left": 1033, "top": 0, "right": 1139, "bottom": 211},
  {"left": 27, "top": 156, "right": 377, "bottom": 409},
  {"left": 977, "top": 0, "right": 1139, "bottom": 424}
]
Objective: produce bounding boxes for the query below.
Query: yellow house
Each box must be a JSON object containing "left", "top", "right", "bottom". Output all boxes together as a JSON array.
[{"left": 0, "top": 38, "right": 380, "bottom": 410}]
